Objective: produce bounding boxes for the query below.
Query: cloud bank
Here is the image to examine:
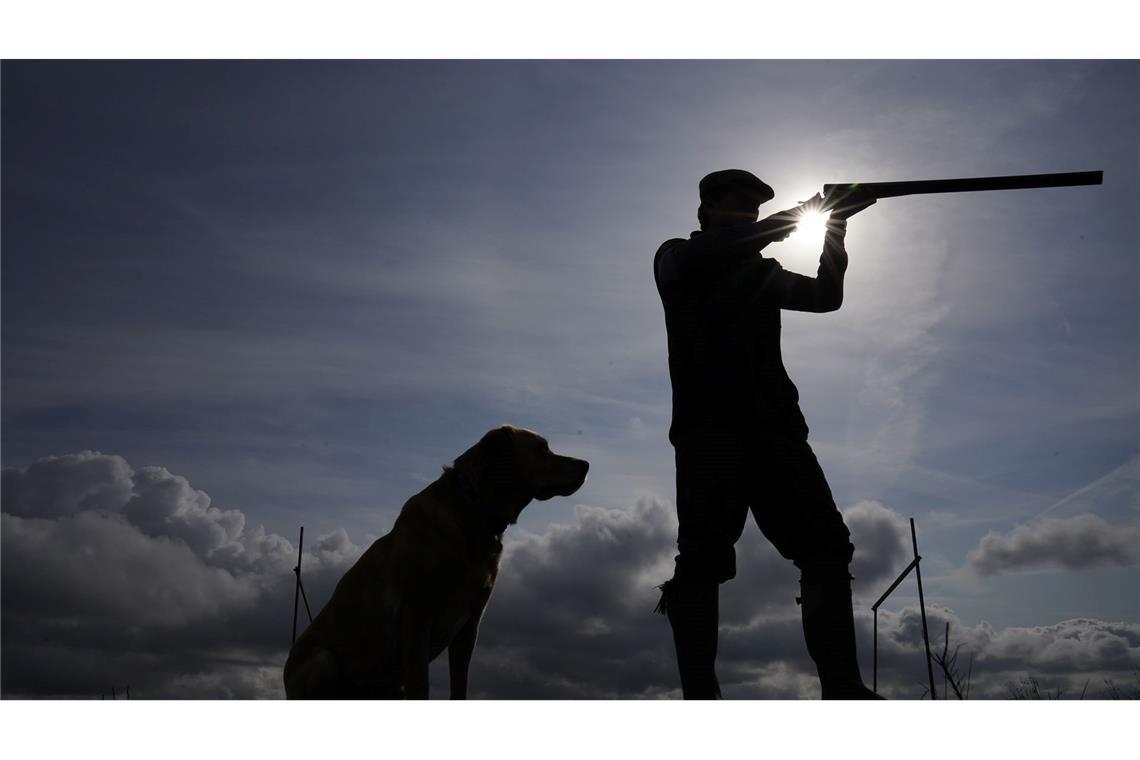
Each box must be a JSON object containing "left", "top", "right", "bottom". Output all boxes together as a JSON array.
[
  {"left": 1, "top": 451, "right": 362, "bottom": 698},
  {"left": 872, "top": 606, "right": 1140, "bottom": 699},
  {"left": 466, "top": 498, "right": 911, "bottom": 699},
  {"left": 3, "top": 452, "right": 1136, "bottom": 698}
]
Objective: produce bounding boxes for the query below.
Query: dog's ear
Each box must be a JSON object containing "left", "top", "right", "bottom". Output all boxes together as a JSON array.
[
  {"left": 456, "top": 425, "right": 514, "bottom": 482},
  {"left": 478, "top": 426, "right": 514, "bottom": 466}
]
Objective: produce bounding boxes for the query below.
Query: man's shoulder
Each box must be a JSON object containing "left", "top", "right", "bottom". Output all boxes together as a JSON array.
[{"left": 654, "top": 238, "right": 689, "bottom": 287}]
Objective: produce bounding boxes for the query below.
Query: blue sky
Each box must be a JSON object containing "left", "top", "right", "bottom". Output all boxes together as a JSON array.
[{"left": 2, "top": 60, "right": 1137, "bottom": 698}]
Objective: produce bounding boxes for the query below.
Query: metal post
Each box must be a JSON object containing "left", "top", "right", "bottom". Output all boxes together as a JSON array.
[
  {"left": 873, "top": 608, "right": 878, "bottom": 693},
  {"left": 911, "top": 518, "right": 937, "bottom": 700},
  {"left": 292, "top": 526, "right": 304, "bottom": 646}
]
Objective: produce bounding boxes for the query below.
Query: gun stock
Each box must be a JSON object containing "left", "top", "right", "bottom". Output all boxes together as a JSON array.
[{"left": 823, "top": 170, "right": 1103, "bottom": 201}]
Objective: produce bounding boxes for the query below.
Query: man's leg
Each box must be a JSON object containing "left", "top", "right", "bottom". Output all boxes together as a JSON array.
[
  {"left": 751, "top": 434, "right": 881, "bottom": 699},
  {"left": 656, "top": 579, "right": 721, "bottom": 699},
  {"left": 659, "top": 424, "right": 749, "bottom": 699},
  {"left": 798, "top": 569, "right": 880, "bottom": 699}
]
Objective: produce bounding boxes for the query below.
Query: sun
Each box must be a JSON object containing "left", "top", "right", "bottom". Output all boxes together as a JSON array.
[{"left": 790, "top": 208, "right": 830, "bottom": 245}]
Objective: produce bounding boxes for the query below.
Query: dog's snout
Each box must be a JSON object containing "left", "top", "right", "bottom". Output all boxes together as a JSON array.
[
  {"left": 570, "top": 457, "right": 589, "bottom": 491},
  {"left": 533, "top": 455, "right": 590, "bottom": 500},
  {"left": 566, "top": 456, "right": 589, "bottom": 485}
]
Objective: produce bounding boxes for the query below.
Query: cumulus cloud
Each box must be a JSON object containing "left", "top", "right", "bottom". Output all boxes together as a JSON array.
[
  {"left": 465, "top": 498, "right": 814, "bottom": 699},
  {"left": 872, "top": 606, "right": 1140, "bottom": 699},
  {"left": 461, "top": 498, "right": 1140, "bottom": 699},
  {"left": 4, "top": 451, "right": 1136, "bottom": 699},
  {"left": 465, "top": 497, "right": 926, "bottom": 698},
  {"left": 1, "top": 451, "right": 362, "bottom": 698},
  {"left": 123, "top": 465, "right": 246, "bottom": 560},
  {"left": 967, "top": 514, "right": 1140, "bottom": 576},
  {"left": 1, "top": 451, "right": 134, "bottom": 518},
  {"left": 471, "top": 493, "right": 1140, "bottom": 699},
  {"left": 842, "top": 500, "right": 912, "bottom": 591}
]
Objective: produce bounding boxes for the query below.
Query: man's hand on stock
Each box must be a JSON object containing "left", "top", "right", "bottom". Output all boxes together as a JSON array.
[{"left": 755, "top": 199, "right": 815, "bottom": 243}]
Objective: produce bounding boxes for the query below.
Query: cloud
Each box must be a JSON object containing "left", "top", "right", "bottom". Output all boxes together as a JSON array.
[
  {"left": 1, "top": 451, "right": 135, "bottom": 518},
  {"left": 4, "top": 450, "right": 1136, "bottom": 699},
  {"left": 871, "top": 606, "right": 1140, "bottom": 699},
  {"left": 465, "top": 498, "right": 816, "bottom": 699},
  {"left": 1, "top": 451, "right": 362, "bottom": 698},
  {"left": 967, "top": 514, "right": 1140, "bottom": 576},
  {"left": 1035, "top": 454, "right": 1140, "bottom": 521},
  {"left": 124, "top": 465, "right": 246, "bottom": 560},
  {"left": 842, "top": 500, "right": 912, "bottom": 592},
  {"left": 468, "top": 496, "right": 950, "bottom": 698}
]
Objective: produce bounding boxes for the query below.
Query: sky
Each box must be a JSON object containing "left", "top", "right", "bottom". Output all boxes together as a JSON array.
[{"left": 2, "top": 60, "right": 1138, "bottom": 700}]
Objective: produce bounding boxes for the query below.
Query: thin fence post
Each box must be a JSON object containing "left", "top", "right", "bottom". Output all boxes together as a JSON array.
[
  {"left": 870, "top": 518, "right": 941, "bottom": 698},
  {"left": 292, "top": 527, "right": 305, "bottom": 645},
  {"left": 873, "top": 608, "right": 878, "bottom": 693},
  {"left": 911, "top": 518, "right": 937, "bottom": 700}
]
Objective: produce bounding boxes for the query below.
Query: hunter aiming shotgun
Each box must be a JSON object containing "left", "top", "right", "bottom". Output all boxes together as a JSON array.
[
  {"left": 821, "top": 170, "right": 1103, "bottom": 208},
  {"left": 653, "top": 166, "right": 1105, "bottom": 701}
]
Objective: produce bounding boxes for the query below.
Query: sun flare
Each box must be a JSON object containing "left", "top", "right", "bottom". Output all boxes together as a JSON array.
[{"left": 791, "top": 208, "right": 829, "bottom": 245}]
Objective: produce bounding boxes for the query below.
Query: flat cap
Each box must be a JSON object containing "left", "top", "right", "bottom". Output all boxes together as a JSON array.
[{"left": 699, "top": 169, "right": 775, "bottom": 206}]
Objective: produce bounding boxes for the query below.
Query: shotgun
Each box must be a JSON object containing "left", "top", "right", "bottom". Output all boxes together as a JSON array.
[{"left": 821, "top": 170, "right": 1103, "bottom": 208}]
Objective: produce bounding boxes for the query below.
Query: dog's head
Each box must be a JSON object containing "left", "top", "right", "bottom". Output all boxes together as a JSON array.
[{"left": 454, "top": 425, "right": 590, "bottom": 528}]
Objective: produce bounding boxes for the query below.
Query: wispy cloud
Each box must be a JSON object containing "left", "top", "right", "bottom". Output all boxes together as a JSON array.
[{"left": 1034, "top": 454, "right": 1140, "bottom": 521}]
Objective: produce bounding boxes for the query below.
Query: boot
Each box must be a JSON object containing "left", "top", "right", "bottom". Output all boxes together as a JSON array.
[
  {"left": 656, "top": 580, "right": 722, "bottom": 699},
  {"left": 798, "top": 574, "right": 883, "bottom": 699}
]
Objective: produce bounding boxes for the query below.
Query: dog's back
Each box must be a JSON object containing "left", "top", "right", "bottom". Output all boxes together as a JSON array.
[{"left": 284, "top": 532, "right": 404, "bottom": 698}]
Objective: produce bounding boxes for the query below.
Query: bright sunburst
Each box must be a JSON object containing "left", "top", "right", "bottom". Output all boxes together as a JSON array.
[{"left": 790, "top": 208, "right": 829, "bottom": 246}]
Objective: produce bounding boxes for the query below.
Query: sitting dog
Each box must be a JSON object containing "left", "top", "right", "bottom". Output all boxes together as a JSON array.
[{"left": 283, "top": 425, "right": 589, "bottom": 699}]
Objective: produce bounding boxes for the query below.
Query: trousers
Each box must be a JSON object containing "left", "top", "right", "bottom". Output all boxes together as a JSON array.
[{"left": 671, "top": 421, "right": 854, "bottom": 585}]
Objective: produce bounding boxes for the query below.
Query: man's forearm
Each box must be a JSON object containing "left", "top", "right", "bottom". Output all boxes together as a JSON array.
[
  {"left": 672, "top": 221, "right": 785, "bottom": 279},
  {"left": 669, "top": 201, "right": 806, "bottom": 281},
  {"left": 815, "top": 218, "right": 849, "bottom": 310},
  {"left": 772, "top": 217, "right": 848, "bottom": 313}
]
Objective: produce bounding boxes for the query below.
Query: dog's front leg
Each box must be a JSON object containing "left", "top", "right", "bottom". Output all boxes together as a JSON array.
[
  {"left": 447, "top": 613, "right": 482, "bottom": 700},
  {"left": 400, "top": 612, "right": 431, "bottom": 699}
]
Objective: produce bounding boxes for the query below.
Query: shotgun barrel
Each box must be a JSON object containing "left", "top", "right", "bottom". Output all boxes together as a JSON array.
[{"left": 823, "top": 170, "right": 1103, "bottom": 200}]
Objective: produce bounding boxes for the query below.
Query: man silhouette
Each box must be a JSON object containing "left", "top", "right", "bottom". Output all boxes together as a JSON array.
[{"left": 653, "top": 169, "right": 880, "bottom": 699}]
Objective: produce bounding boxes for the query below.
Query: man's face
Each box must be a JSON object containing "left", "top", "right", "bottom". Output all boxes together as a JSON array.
[
  {"left": 729, "top": 204, "right": 761, "bottom": 223},
  {"left": 711, "top": 189, "right": 756, "bottom": 223},
  {"left": 707, "top": 192, "right": 761, "bottom": 227}
]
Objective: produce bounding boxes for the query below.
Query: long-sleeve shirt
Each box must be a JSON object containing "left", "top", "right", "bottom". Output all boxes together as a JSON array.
[{"left": 654, "top": 218, "right": 849, "bottom": 445}]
